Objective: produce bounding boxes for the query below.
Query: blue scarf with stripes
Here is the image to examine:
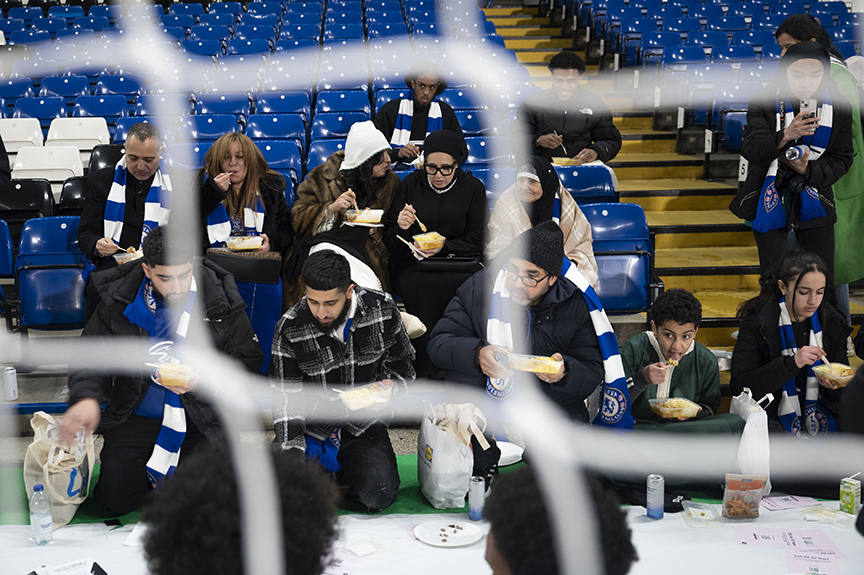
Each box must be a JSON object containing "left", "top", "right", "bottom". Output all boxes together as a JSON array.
[
  {"left": 123, "top": 274, "right": 198, "bottom": 487},
  {"left": 776, "top": 297, "right": 837, "bottom": 438},
  {"left": 205, "top": 192, "right": 266, "bottom": 247},
  {"left": 390, "top": 90, "right": 443, "bottom": 149},
  {"left": 752, "top": 91, "right": 831, "bottom": 233},
  {"left": 103, "top": 157, "right": 172, "bottom": 248},
  {"left": 484, "top": 260, "right": 633, "bottom": 429}
]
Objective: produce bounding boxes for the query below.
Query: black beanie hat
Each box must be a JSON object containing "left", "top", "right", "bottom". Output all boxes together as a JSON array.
[
  {"left": 513, "top": 220, "right": 565, "bottom": 277},
  {"left": 780, "top": 41, "right": 830, "bottom": 77},
  {"left": 423, "top": 130, "right": 468, "bottom": 164}
]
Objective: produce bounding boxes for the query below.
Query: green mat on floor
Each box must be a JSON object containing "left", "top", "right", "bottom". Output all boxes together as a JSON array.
[{"left": 1, "top": 455, "right": 525, "bottom": 526}]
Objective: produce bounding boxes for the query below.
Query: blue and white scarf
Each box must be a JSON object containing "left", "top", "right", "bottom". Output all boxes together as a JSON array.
[
  {"left": 753, "top": 91, "right": 832, "bottom": 233},
  {"left": 124, "top": 274, "right": 198, "bottom": 487},
  {"left": 103, "top": 156, "right": 172, "bottom": 249},
  {"left": 484, "top": 260, "right": 633, "bottom": 429},
  {"left": 390, "top": 90, "right": 443, "bottom": 149},
  {"left": 776, "top": 297, "right": 837, "bottom": 438},
  {"left": 205, "top": 192, "right": 266, "bottom": 247}
]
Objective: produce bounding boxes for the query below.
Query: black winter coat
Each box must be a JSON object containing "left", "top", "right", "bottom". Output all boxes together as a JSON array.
[
  {"left": 428, "top": 268, "right": 604, "bottom": 422},
  {"left": 731, "top": 298, "right": 850, "bottom": 428},
  {"left": 510, "top": 88, "right": 622, "bottom": 162},
  {"left": 731, "top": 81, "right": 853, "bottom": 227},
  {"left": 68, "top": 258, "right": 264, "bottom": 436}
]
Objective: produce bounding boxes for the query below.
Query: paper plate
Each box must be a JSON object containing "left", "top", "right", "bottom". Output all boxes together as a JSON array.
[
  {"left": 497, "top": 441, "right": 524, "bottom": 467},
  {"left": 414, "top": 520, "right": 483, "bottom": 548},
  {"left": 342, "top": 222, "right": 384, "bottom": 228}
]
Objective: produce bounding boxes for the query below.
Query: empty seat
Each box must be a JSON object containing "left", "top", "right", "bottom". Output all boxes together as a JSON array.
[
  {"left": 311, "top": 111, "right": 369, "bottom": 140},
  {"left": 245, "top": 113, "right": 307, "bottom": 149},
  {"left": 0, "top": 178, "right": 54, "bottom": 246},
  {"left": 469, "top": 166, "right": 516, "bottom": 201},
  {"left": 12, "top": 146, "right": 84, "bottom": 199},
  {"left": 314, "top": 90, "right": 371, "bottom": 116},
  {"left": 46, "top": 116, "right": 110, "bottom": 165},
  {"left": 88, "top": 143, "right": 124, "bottom": 173},
  {"left": 165, "top": 142, "right": 209, "bottom": 171},
  {"left": 463, "top": 136, "right": 510, "bottom": 168},
  {"left": 181, "top": 114, "right": 240, "bottom": 143},
  {"left": 580, "top": 203, "right": 656, "bottom": 313},
  {"left": 226, "top": 38, "right": 273, "bottom": 55},
  {"left": 39, "top": 75, "right": 90, "bottom": 110},
  {"left": 255, "top": 91, "right": 311, "bottom": 124},
  {"left": 189, "top": 24, "right": 232, "bottom": 43},
  {"left": 135, "top": 93, "right": 192, "bottom": 116},
  {"left": 254, "top": 138, "right": 303, "bottom": 185},
  {"left": 72, "top": 95, "right": 129, "bottom": 137},
  {"left": 555, "top": 165, "right": 617, "bottom": 204},
  {"left": 57, "top": 175, "right": 87, "bottom": 216},
  {"left": 12, "top": 96, "right": 67, "bottom": 137},
  {"left": 306, "top": 139, "right": 346, "bottom": 173},
  {"left": 454, "top": 109, "right": 499, "bottom": 137},
  {"left": 195, "top": 92, "right": 252, "bottom": 125},
  {"left": 0, "top": 117, "right": 43, "bottom": 157}
]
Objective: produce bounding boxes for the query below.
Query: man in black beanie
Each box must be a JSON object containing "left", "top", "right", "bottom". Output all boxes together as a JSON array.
[{"left": 429, "top": 221, "right": 604, "bottom": 423}]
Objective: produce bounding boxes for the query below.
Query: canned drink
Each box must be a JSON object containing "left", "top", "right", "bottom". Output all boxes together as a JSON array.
[
  {"left": 647, "top": 474, "right": 664, "bottom": 519},
  {"left": 3, "top": 367, "right": 18, "bottom": 401},
  {"left": 468, "top": 476, "right": 485, "bottom": 521},
  {"left": 785, "top": 145, "right": 808, "bottom": 161}
]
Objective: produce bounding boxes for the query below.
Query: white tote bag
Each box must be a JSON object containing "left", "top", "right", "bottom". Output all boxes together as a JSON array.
[
  {"left": 23, "top": 411, "right": 96, "bottom": 528},
  {"left": 730, "top": 388, "right": 773, "bottom": 494}
]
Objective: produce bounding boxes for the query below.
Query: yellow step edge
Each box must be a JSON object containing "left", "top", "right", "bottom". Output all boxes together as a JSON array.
[
  {"left": 618, "top": 178, "right": 737, "bottom": 192},
  {"left": 622, "top": 195, "right": 735, "bottom": 211},
  {"left": 488, "top": 17, "right": 550, "bottom": 26},
  {"left": 505, "top": 38, "right": 573, "bottom": 49},
  {"left": 696, "top": 326, "right": 740, "bottom": 347},
  {"left": 613, "top": 116, "right": 654, "bottom": 130},
  {"left": 498, "top": 28, "right": 565, "bottom": 37},
  {"left": 620, "top": 139, "right": 676, "bottom": 153},
  {"left": 645, "top": 209, "right": 741, "bottom": 226},
  {"left": 516, "top": 52, "right": 557, "bottom": 63},
  {"left": 613, "top": 165, "right": 705, "bottom": 180},
  {"left": 483, "top": 8, "right": 534, "bottom": 16},
  {"left": 655, "top": 246, "right": 759, "bottom": 268},
  {"left": 663, "top": 275, "right": 762, "bottom": 292}
]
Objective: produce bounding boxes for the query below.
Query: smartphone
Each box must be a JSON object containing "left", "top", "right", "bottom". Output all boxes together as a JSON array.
[{"left": 800, "top": 98, "right": 818, "bottom": 119}]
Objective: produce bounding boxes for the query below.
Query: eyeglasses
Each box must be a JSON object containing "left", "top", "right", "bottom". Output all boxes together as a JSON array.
[
  {"left": 424, "top": 163, "right": 455, "bottom": 176},
  {"left": 503, "top": 267, "right": 550, "bottom": 287}
]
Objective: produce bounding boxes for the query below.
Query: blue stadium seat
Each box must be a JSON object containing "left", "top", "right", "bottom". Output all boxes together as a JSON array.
[
  {"left": 253, "top": 93, "right": 309, "bottom": 127},
  {"left": 7, "top": 6, "right": 44, "bottom": 25},
  {"left": 454, "top": 109, "right": 499, "bottom": 137},
  {"left": 245, "top": 113, "right": 307, "bottom": 150},
  {"left": 468, "top": 167, "right": 515, "bottom": 201},
  {"left": 366, "top": 10, "right": 407, "bottom": 25},
  {"left": 12, "top": 97, "right": 66, "bottom": 136},
  {"left": 48, "top": 5, "right": 85, "bottom": 21},
  {"left": 189, "top": 24, "right": 232, "bottom": 43},
  {"left": 733, "top": 30, "right": 776, "bottom": 50},
  {"left": 306, "top": 139, "right": 346, "bottom": 173},
  {"left": 161, "top": 13, "right": 196, "bottom": 31},
  {"left": 9, "top": 216, "right": 87, "bottom": 332},
  {"left": 0, "top": 78, "right": 36, "bottom": 113},
  {"left": 227, "top": 38, "right": 273, "bottom": 55},
  {"left": 604, "top": 6, "right": 644, "bottom": 44},
  {"left": 463, "top": 136, "right": 510, "bottom": 168},
  {"left": 181, "top": 39, "right": 224, "bottom": 57},
  {"left": 750, "top": 13, "right": 787, "bottom": 30},
  {"left": 769, "top": 2, "right": 806, "bottom": 16},
  {"left": 556, "top": 165, "right": 617, "bottom": 204},
  {"left": 325, "top": 11, "right": 362, "bottom": 26},
  {"left": 39, "top": 75, "right": 89, "bottom": 110},
  {"left": 113, "top": 116, "right": 177, "bottom": 145},
  {"left": 162, "top": 26, "right": 189, "bottom": 41},
  {"left": 688, "top": 31, "right": 731, "bottom": 53},
  {"left": 0, "top": 19, "right": 26, "bottom": 38},
  {"left": 254, "top": 139, "right": 303, "bottom": 188},
  {"left": 87, "top": 5, "right": 118, "bottom": 23},
  {"left": 235, "top": 24, "right": 278, "bottom": 42},
  {"left": 280, "top": 23, "right": 322, "bottom": 40},
  {"left": 314, "top": 90, "right": 372, "bottom": 116},
  {"left": 367, "top": 21, "right": 409, "bottom": 38},
  {"left": 683, "top": 63, "right": 736, "bottom": 125},
  {"left": 712, "top": 82, "right": 764, "bottom": 149},
  {"left": 168, "top": 3, "right": 205, "bottom": 19},
  {"left": 818, "top": 1, "right": 849, "bottom": 15},
  {"left": 275, "top": 38, "right": 320, "bottom": 51},
  {"left": 830, "top": 25, "right": 862, "bottom": 46},
  {"left": 726, "top": 3, "right": 769, "bottom": 21},
  {"left": 311, "top": 111, "right": 369, "bottom": 140},
  {"left": 437, "top": 88, "right": 489, "bottom": 111},
  {"left": 247, "top": 2, "right": 285, "bottom": 22},
  {"left": 647, "top": 5, "right": 685, "bottom": 24},
  {"left": 323, "top": 23, "right": 365, "bottom": 40},
  {"left": 622, "top": 19, "right": 661, "bottom": 65},
  {"left": 835, "top": 42, "right": 858, "bottom": 59},
  {"left": 195, "top": 93, "right": 252, "bottom": 126},
  {"left": 641, "top": 31, "right": 682, "bottom": 66},
  {"left": 706, "top": 16, "right": 749, "bottom": 34},
  {"left": 580, "top": 203, "right": 655, "bottom": 313},
  {"left": 239, "top": 12, "right": 280, "bottom": 30},
  {"left": 662, "top": 17, "right": 702, "bottom": 37},
  {"left": 663, "top": 46, "right": 710, "bottom": 65},
  {"left": 73, "top": 15, "right": 111, "bottom": 31},
  {"left": 317, "top": 70, "right": 369, "bottom": 93},
  {"left": 0, "top": 220, "right": 13, "bottom": 285},
  {"left": 95, "top": 74, "right": 144, "bottom": 111},
  {"left": 165, "top": 142, "right": 210, "bottom": 171},
  {"left": 208, "top": 2, "right": 244, "bottom": 19},
  {"left": 135, "top": 93, "right": 192, "bottom": 116},
  {"left": 689, "top": 5, "right": 725, "bottom": 24},
  {"left": 31, "top": 17, "right": 71, "bottom": 38},
  {"left": 809, "top": 11, "right": 837, "bottom": 28},
  {"left": 284, "top": 2, "right": 324, "bottom": 17},
  {"left": 9, "top": 29, "right": 52, "bottom": 45},
  {"left": 760, "top": 44, "right": 783, "bottom": 60},
  {"left": 713, "top": 45, "right": 759, "bottom": 63},
  {"left": 738, "top": 61, "right": 780, "bottom": 83},
  {"left": 197, "top": 13, "right": 238, "bottom": 30},
  {"left": 72, "top": 95, "right": 129, "bottom": 136},
  {"left": 374, "top": 88, "right": 410, "bottom": 114},
  {"left": 182, "top": 114, "right": 240, "bottom": 143}
]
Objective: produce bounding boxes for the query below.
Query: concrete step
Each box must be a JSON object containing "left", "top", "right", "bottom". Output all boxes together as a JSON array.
[
  {"left": 483, "top": 7, "right": 534, "bottom": 16},
  {"left": 488, "top": 16, "right": 551, "bottom": 26},
  {"left": 656, "top": 246, "right": 761, "bottom": 292},
  {"left": 504, "top": 37, "right": 574, "bottom": 50},
  {"left": 645, "top": 209, "right": 753, "bottom": 249},
  {"left": 498, "top": 27, "right": 565, "bottom": 37},
  {"left": 608, "top": 151, "right": 704, "bottom": 180},
  {"left": 619, "top": 129, "right": 676, "bottom": 153},
  {"left": 618, "top": 178, "right": 737, "bottom": 211}
]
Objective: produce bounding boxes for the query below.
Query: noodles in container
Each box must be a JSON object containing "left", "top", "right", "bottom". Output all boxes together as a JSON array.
[
  {"left": 225, "top": 236, "right": 264, "bottom": 251},
  {"left": 649, "top": 398, "right": 700, "bottom": 419},
  {"left": 507, "top": 354, "right": 564, "bottom": 375},
  {"left": 812, "top": 363, "right": 856, "bottom": 388},
  {"left": 345, "top": 208, "right": 384, "bottom": 224},
  {"left": 413, "top": 232, "right": 446, "bottom": 251},
  {"left": 114, "top": 247, "right": 144, "bottom": 265},
  {"left": 157, "top": 364, "right": 194, "bottom": 387},
  {"left": 336, "top": 383, "right": 392, "bottom": 410}
]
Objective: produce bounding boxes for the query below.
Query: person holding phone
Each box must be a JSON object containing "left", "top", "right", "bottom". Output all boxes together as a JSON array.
[{"left": 731, "top": 42, "right": 853, "bottom": 309}]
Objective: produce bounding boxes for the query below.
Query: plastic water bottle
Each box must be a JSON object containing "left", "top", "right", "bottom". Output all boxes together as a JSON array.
[{"left": 29, "top": 484, "right": 53, "bottom": 545}]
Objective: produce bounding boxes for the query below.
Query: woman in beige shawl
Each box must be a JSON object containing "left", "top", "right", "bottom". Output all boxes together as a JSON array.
[{"left": 487, "top": 156, "right": 598, "bottom": 287}]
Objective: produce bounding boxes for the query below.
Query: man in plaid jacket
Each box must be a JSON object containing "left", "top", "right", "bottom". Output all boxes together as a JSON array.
[{"left": 270, "top": 249, "right": 415, "bottom": 512}]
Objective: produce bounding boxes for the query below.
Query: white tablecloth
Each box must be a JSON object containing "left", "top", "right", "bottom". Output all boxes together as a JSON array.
[{"left": 4, "top": 506, "right": 863, "bottom": 575}]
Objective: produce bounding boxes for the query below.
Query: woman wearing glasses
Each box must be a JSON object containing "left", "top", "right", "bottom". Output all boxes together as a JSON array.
[
  {"left": 383, "top": 130, "right": 489, "bottom": 377},
  {"left": 290, "top": 121, "right": 400, "bottom": 303},
  {"left": 487, "top": 156, "right": 598, "bottom": 287}
]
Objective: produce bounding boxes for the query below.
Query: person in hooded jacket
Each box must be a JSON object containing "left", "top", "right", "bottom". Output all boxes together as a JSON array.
[
  {"left": 731, "top": 41, "right": 853, "bottom": 308},
  {"left": 382, "top": 130, "right": 489, "bottom": 376},
  {"left": 59, "top": 226, "right": 263, "bottom": 516}
]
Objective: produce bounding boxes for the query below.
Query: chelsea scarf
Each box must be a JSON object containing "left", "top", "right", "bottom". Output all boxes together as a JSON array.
[
  {"left": 124, "top": 275, "right": 198, "bottom": 487},
  {"left": 753, "top": 90, "right": 832, "bottom": 233},
  {"left": 484, "top": 260, "right": 633, "bottom": 429},
  {"left": 390, "top": 91, "right": 443, "bottom": 149},
  {"left": 205, "top": 192, "right": 266, "bottom": 247},
  {"left": 103, "top": 157, "right": 172, "bottom": 248},
  {"left": 776, "top": 298, "right": 837, "bottom": 438}
]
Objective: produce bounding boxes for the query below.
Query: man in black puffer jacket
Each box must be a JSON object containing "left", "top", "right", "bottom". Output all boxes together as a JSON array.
[{"left": 60, "top": 226, "right": 263, "bottom": 516}]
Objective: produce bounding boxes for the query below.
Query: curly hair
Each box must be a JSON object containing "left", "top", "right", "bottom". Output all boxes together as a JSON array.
[
  {"left": 548, "top": 51, "right": 586, "bottom": 74},
  {"left": 648, "top": 288, "right": 702, "bottom": 328},
  {"left": 485, "top": 467, "right": 637, "bottom": 575},
  {"left": 142, "top": 444, "right": 339, "bottom": 575}
]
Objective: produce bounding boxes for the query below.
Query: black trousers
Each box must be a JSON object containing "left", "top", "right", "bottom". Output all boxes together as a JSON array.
[
  {"left": 94, "top": 413, "right": 207, "bottom": 516},
  {"left": 753, "top": 225, "right": 837, "bottom": 309},
  {"left": 336, "top": 423, "right": 400, "bottom": 513}
]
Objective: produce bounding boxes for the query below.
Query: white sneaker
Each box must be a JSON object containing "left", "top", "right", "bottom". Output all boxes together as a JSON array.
[{"left": 400, "top": 312, "right": 427, "bottom": 339}]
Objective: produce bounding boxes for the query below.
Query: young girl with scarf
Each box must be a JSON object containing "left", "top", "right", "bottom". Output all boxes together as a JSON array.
[
  {"left": 732, "top": 250, "right": 850, "bottom": 439},
  {"left": 200, "top": 133, "right": 293, "bottom": 374},
  {"left": 731, "top": 42, "right": 853, "bottom": 308}
]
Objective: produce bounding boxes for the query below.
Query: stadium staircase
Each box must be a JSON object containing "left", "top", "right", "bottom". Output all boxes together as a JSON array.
[{"left": 484, "top": 3, "right": 862, "bottom": 363}]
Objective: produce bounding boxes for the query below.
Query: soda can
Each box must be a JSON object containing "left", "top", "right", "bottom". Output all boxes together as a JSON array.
[
  {"left": 785, "top": 145, "right": 808, "bottom": 161},
  {"left": 3, "top": 367, "right": 18, "bottom": 401},
  {"left": 647, "top": 474, "right": 664, "bottom": 519},
  {"left": 468, "top": 476, "right": 485, "bottom": 521}
]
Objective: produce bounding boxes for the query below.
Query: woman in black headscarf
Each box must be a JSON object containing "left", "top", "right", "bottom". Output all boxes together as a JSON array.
[
  {"left": 487, "top": 156, "right": 597, "bottom": 286},
  {"left": 731, "top": 41, "right": 853, "bottom": 308},
  {"left": 382, "top": 130, "right": 489, "bottom": 377}
]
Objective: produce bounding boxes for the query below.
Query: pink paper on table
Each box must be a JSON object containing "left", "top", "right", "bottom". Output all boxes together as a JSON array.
[
  {"left": 734, "top": 527, "right": 844, "bottom": 556},
  {"left": 760, "top": 493, "right": 820, "bottom": 511},
  {"left": 323, "top": 544, "right": 362, "bottom": 575},
  {"left": 786, "top": 550, "right": 841, "bottom": 575}
]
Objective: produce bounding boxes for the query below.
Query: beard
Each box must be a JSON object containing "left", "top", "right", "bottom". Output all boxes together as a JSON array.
[{"left": 311, "top": 298, "right": 351, "bottom": 334}]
